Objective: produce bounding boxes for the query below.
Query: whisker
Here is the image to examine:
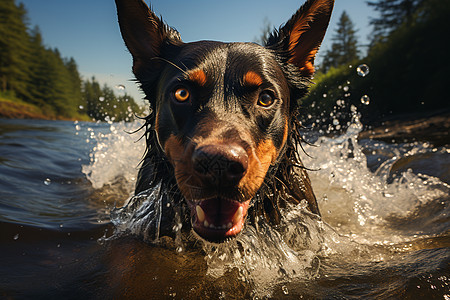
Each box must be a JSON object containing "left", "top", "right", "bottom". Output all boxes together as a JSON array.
[{"left": 150, "top": 57, "right": 189, "bottom": 76}]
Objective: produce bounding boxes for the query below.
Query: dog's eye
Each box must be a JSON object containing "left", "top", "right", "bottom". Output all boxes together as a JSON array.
[
  {"left": 257, "top": 91, "right": 275, "bottom": 107},
  {"left": 174, "top": 87, "right": 190, "bottom": 102}
]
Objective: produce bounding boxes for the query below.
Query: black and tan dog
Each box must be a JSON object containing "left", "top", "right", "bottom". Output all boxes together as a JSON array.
[{"left": 115, "top": 0, "right": 334, "bottom": 243}]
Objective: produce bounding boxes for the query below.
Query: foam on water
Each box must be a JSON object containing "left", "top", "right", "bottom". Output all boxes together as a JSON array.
[{"left": 302, "top": 117, "right": 449, "bottom": 246}]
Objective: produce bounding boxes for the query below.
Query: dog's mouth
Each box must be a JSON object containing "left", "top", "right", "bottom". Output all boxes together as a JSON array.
[{"left": 189, "top": 197, "right": 251, "bottom": 242}]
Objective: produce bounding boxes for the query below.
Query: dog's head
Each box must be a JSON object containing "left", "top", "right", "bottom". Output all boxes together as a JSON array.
[{"left": 116, "top": 0, "right": 333, "bottom": 242}]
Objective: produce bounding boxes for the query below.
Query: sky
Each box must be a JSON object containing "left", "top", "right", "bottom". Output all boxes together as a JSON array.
[{"left": 19, "top": 0, "right": 374, "bottom": 103}]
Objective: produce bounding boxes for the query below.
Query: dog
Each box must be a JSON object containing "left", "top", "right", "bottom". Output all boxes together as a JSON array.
[{"left": 115, "top": 0, "right": 334, "bottom": 243}]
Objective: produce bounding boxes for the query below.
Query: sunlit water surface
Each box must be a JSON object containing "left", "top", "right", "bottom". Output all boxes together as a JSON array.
[{"left": 0, "top": 117, "right": 449, "bottom": 299}]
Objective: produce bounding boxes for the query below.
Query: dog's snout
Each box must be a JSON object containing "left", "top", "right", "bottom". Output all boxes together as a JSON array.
[{"left": 192, "top": 144, "right": 248, "bottom": 186}]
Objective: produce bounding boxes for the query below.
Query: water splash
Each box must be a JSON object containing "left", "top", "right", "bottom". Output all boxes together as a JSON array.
[
  {"left": 82, "top": 110, "right": 449, "bottom": 297},
  {"left": 200, "top": 206, "right": 328, "bottom": 297},
  {"left": 356, "top": 64, "right": 370, "bottom": 77},
  {"left": 302, "top": 116, "right": 449, "bottom": 244},
  {"left": 115, "top": 84, "right": 126, "bottom": 91},
  {"left": 81, "top": 121, "right": 144, "bottom": 192},
  {"left": 110, "top": 182, "right": 164, "bottom": 241},
  {"left": 361, "top": 94, "right": 370, "bottom": 105}
]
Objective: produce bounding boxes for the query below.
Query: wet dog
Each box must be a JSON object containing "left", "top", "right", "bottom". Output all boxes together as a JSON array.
[{"left": 115, "top": 0, "right": 334, "bottom": 243}]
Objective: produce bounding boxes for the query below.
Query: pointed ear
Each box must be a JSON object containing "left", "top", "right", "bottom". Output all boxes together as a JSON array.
[
  {"left": 267, "top": 0, "right": 334, "bottom": 77},
  {"left": 115, "top": 0, "right": 182, "bottom": 77}
]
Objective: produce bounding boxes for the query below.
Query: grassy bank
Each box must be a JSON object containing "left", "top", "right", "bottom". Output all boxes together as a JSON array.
[{"left": 0, "top": 96, "right": 91, "bottom": 121}]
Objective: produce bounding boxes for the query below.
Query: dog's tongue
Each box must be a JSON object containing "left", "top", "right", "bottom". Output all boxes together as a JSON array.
[{"left": 193, "top": 198, "right": 250, "bottom": 242}]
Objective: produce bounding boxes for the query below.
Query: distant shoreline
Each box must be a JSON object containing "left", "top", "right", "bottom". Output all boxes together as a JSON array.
[
  {"left": 0, "top": 97, "right": 90, "bottom": 122},
  {"left": 358, "top": 110, "right": 450, "bottom": 147},
  {"left": 2, "top": 96, "right": 449, "bottom": 147}
]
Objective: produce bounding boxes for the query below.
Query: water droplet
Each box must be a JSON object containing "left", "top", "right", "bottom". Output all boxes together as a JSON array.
[
  {"left": 13, "top": 234, "right": 19, "bottom": 240},
  {"left": 115, "top": 84, "right": 126, "bottom": 90},
  {"left": 361, "top": 95, "right": 370, "bottom": 105},
  {"left": 343, "top": 86, "right": 349, "bottom": 92},
  {"left": 99, "top": 96, "right": 105, "bottom": 102},
  {"left": 356, "top": 64, "right": 370, "bottom": 77},
  {"left": 44, "top": 178, "right": 51, "bottom": 186},
  {"left": 78, "top": 105, "right": 84, "bottom": 110},
  {"left": 332, "top": 119, "right": 339, "bottom": 126},
  {"left": 322, "top": 93, "right": 327, "bottom": 98},
  {"left": 282, "top": 285, "right": 289, "bottom": 295}
]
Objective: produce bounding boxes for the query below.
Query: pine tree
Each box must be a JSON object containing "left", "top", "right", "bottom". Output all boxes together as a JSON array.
[
  {"left": 321, "top": 11, "right": 360, "bottom": 73},
  {"left": 64, "top": 57, "right": 83, "bottom": 111},
  {"left": 255, "top": 17, "right": 272, "bottom": 45},
  {"left": 366, "top": 0, "right": 425, "bottom": 43},
  {"left": 83, "top": 77, "right": 104, "bottom": 120},
  {"left": 28, "top": 26, "right": 50, "bottom": 109},
  {"left": 82, "top": 77, "right": 143, "bottom": 122},
  {"left": 0, "top": 0, "right": 31, "bottom": 98},
  {"left": 1, "top": 0, "right": 141, "bottom": 120}
]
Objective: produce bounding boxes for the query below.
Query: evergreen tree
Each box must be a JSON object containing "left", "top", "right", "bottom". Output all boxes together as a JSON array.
[
  {"left": 1, "top": 0, "right": 142, "bottom": 121},
  {"left": 28, "top": 26, "right": 48, "bottom": 107},
  {"left": 321, "top": 11, "right": 360, "bottom": 73},
  {"left": 83, "top": 77, "right": 103, "bottom": 120},
  {"left": 0, "top": 0, "right": 31, "bottom": 98},
  {"left": 82, "top": 77, "right": 143, "bottom": 122},
  {"left": 64, "top": 57, "right": 83, "bottom": 111},
  {"left": 254, "top": 17, "right": 272, "bottom": 46},
  {"left": 367, "top": 0, "right": 425, "bottom": 43}
]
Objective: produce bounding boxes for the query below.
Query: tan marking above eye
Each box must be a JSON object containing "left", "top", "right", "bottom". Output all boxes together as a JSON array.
[
  {"left": 188, "top": 69, "right": 207, "bottom": 86},
  {"left": 174, "top": 87, "right": 190, "bottom": 102},
  {"left": 243, "top": 71, "right": 263, "bottom": 87}
]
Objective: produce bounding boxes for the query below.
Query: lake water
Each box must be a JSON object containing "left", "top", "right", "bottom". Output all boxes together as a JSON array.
[{"left": 0, "top": 117, "right": 449, "bottom": 299}]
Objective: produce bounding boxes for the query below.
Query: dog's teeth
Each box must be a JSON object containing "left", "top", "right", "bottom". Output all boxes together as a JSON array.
[
  {"left": 196, "top": 205, "right": 205, "bottom": 223},
  {"left": 204, "top": 220, "right": 209, "bottom": 227},
  {"left": 232, "top": 206, "right": 243, "bottom": 223},
  {"left": 227, "top": 222, "right": 232, "bottom": 229}
]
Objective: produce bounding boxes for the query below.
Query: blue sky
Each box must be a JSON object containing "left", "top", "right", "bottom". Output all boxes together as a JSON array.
[{"left": 19, "top": 0, "right": 374, "bottom": 102}]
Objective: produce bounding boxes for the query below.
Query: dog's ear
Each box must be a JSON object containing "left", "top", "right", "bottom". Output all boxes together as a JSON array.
[
  {"left": 115, "top": 0, "right": 182, "bottom": 80},
  {"left": 266, "top": 0, "right": 334, "bottom": 77}
]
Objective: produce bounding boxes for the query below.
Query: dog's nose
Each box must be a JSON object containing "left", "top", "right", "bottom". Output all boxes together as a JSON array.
[{"left": 192, "top": 144, "right": 248, "bottom": 186}]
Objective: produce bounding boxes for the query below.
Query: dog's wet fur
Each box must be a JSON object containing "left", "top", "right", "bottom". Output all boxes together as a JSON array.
[{"left": 115, "top": 0, "right": 334, "bottom": 243}]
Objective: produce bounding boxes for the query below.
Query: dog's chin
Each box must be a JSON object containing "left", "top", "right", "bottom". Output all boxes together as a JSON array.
[{"left": 188, "top": 197, "right": 251, "bottom": 243}]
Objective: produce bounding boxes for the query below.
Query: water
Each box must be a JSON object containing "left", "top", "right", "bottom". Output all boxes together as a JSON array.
[
  {"left": 361, "top": 94, "right": 370, "bottom": 105},
  {"left": 0, "top": 117, "right": 449, "bottom": 299},
  {"left": 357, "top": 64, "right": 370, "bottom": 77}
]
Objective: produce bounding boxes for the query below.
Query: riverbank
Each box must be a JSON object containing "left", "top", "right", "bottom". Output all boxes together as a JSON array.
[
  {"left": 0, "top": 97, "right": 91, "bottom": 121},
  {"left": 2, "top": 96, "right": 449, "bottom": 147},
  {"left": 359, "top": 110, "right": 450, "bottom": 147}
]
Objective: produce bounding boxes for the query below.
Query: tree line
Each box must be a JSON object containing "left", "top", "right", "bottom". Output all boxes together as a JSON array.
[
  {"left": 301, "top": 0, "right": 450, "bottom": 126},
  {"left": 0, "top": 0, "right": 143, "bottom": 121}
]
